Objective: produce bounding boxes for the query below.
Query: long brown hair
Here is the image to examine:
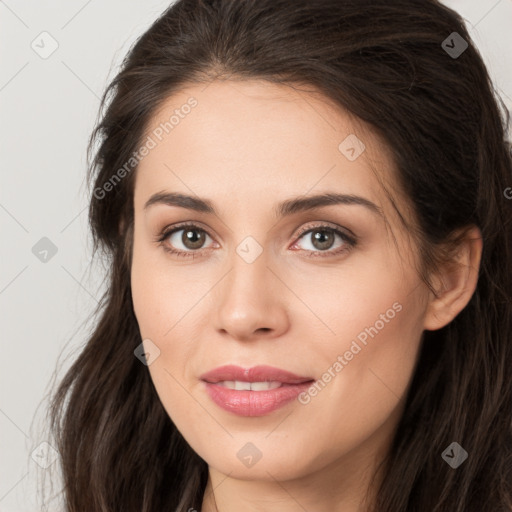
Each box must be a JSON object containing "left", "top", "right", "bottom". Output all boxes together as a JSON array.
[{"left": 41, "top": 0, "right": 512, "bottom": 510}]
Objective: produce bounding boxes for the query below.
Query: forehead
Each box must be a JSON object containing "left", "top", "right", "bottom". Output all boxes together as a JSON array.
[{"left": 134, "top": 79, "right": 398, "bottom": 216}]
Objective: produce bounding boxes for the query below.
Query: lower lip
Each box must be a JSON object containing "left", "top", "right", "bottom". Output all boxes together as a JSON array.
[{"left": 202, "top": 381, "right": 314, "bottom": 417}]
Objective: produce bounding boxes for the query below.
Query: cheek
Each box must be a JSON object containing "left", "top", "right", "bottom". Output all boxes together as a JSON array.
[
  {"left": 311, "top": 283, "right": 424, "bottom": 427},
  {"left": 292, "top": 292, "right": 423, "bottom": 472},
  {"left": 130, "top": 234, "right": 178, "bottom": 337},
  {"left": 130, "top": 228, "right": 212, "bottom": 331},
  {"left": 300, "top": 255, "right": 425, "bottom": 415},
  {"left": 130, "top": 254, "right": 198, "bottom": 423}
]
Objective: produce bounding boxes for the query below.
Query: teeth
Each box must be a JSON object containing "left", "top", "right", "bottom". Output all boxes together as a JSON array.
[{"left": 218, "top": 380, "right": 283, "bottom": 391}]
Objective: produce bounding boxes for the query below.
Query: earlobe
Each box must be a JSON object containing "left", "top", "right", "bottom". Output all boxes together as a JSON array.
[{"left": 423, "top": 226, "right": 483, "bottom": 331}]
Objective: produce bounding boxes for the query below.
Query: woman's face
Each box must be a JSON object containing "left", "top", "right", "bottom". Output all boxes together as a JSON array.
[{"left": 130, "top": 79, "right": 432, "bottom": 489}]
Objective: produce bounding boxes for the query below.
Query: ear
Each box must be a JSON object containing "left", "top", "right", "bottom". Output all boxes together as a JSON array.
[{"left": 423, "top": 225, "right": 483, "bottom": 331}]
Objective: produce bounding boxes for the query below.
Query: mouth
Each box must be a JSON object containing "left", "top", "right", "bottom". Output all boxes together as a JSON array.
[{"left": 199, "top": 365, "right": 315, "bottom": 417}]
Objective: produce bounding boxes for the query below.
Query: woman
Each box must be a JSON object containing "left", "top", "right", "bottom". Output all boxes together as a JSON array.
[{"left": 43, "top": 0, "right": 512, "bottom": 510}]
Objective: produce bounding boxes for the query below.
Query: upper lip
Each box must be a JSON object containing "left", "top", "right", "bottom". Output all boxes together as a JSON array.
[{"left": 200, "top": 365, "right": 314, "bottom": 384}]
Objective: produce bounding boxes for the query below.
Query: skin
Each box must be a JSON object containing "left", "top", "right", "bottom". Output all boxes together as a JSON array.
[{"left": 130, "top": 79, "right": 482, "bottom": 512}]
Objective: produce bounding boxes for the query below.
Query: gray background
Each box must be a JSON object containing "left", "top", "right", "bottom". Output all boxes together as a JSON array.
[{"left": 1, "top": 1, "right": 511, "bottom": 510}]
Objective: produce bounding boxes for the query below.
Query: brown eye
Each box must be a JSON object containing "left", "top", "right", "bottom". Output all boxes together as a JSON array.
[
  {"left": 309, "top": 229, "right": 336, "bottom": 251},
  {"left": 292, "top": 224, "right": 357, "bottom": 257},
  {"left": 180, "top": 228, "right": 207, "bottom": 249},
  {"left": 160, "top": 224, "right": 214, "bottom": 256}
]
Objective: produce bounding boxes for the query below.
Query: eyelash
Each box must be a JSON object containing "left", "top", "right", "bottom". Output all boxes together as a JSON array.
[{"left": 155, "top": 222, "right": 358, "bottom": 259}]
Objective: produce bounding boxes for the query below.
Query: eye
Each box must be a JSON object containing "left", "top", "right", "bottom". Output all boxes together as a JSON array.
[
  {"left": 156, "top": 223, "right": 215, "bottom": 258},
  {"left": 291, "top": 223, "right": 357, "bottom": 258}
]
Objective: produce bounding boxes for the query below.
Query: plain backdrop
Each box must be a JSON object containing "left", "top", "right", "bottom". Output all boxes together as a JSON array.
[{"left": 1, "top": 1, "right": 511, "bottom": 510}]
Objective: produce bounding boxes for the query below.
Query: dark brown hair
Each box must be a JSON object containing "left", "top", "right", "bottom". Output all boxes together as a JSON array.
[{"left": 41, "top": 0, "right": 512, "bottom": 510}]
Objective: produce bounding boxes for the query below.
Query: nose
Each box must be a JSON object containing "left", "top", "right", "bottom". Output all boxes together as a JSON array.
[{"left": 212, "top": 248, "right": 290, "bottom": 342}]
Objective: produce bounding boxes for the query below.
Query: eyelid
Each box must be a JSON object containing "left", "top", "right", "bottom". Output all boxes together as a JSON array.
[
  {"left": 157, "top": 221, "right": 215, "bottom": 240},
  {"left": 293, "top": 220, "right": 357, "bottom": 241}
]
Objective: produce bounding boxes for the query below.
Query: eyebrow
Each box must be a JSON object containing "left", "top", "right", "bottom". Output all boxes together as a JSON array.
[{"left": 144, "top": 191, "right": 384, "bottom": 219}]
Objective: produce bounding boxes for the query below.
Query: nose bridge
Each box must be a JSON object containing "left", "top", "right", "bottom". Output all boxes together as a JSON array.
[
  {"left": 219, "top": 208, "right": 272, "bottom": 285},
  {"left": 212, "top": 233, "right": 288, "bottom": 338},
  {"left": 224, "top": 234, "right": 270, "bottom": 302}
]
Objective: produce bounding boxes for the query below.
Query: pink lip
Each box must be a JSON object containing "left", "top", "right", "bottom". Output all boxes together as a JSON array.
[
  {"left": 200, "top": 365, "right": 315, "bottom": 417},
  {"left": 199, "top": 364, "right": 314, "bottom": 384}
]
